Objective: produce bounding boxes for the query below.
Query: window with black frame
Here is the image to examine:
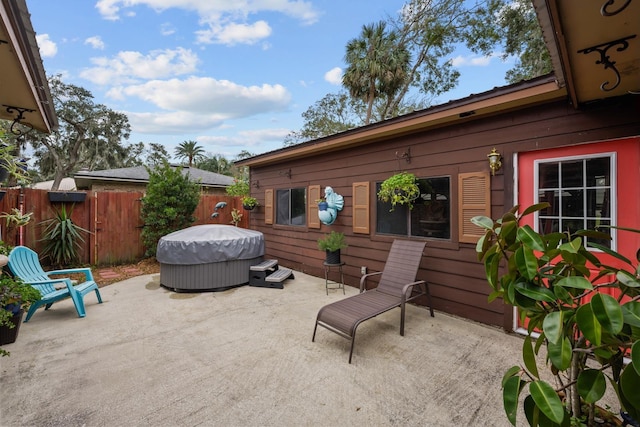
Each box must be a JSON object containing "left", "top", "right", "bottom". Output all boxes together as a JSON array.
[
  {"left": 276, "top": 188, "right": 307, "bottom": 226},
  {"left": 536, "top": 155, "right": 613, "bottom": 249},
  {"left": 376, "top": 176, "right": 451, "bottom": 239}
]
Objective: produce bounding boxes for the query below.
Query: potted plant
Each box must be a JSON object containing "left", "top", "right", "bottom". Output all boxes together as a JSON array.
[
  {"left": 241, "top": 196, "right": 259, "bottom": 211},
  {"left": 377, "top": 172, "right": 420, "bottom": 211},
  {"left": 39, "top": 205, "right": 91, "bottom": 267},
  {"left": 316, "top": 198, "right": 328, "bottom": 211},
  {"left": 0, "top": 274, "right": 40, "bottom": 355},
  {"left": 317, "top": 231, "right": 347, "bottom": 265},
  {"left": 472, "top": 203, "right": 639, "bottom": 427}
]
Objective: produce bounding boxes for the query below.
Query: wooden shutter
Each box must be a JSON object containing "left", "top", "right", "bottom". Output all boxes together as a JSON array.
[
  {"left": 458, "top": 171, "right": 490, "bottom": 243},
  {"left": 308, "top": 185, "right": 321, "bottom": 229},
  {"left": 264, "top": 189, "right": 274, "bottom": 225},
  {"left": 352, "top": 181, "right": 370, "bottom": 234}
]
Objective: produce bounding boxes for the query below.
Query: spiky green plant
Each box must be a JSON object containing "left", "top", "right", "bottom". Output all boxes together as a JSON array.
[{"left": 39, "top": 205, "right": 90, "bottom": 267}]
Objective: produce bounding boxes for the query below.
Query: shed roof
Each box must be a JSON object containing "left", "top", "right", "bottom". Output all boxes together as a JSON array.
[{"left": 74, "top": 165, "right": 234, "bottom": 189}]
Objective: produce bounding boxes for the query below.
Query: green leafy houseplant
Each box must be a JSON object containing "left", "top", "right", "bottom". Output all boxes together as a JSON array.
[
  {"left": 377, "top": 172, "right": 420, "bottom": 210},
  {"left": 1, "top": 275, "right": 40, "bottom": 356},
  {"left": 317, "top": 231, "right": 347, "bottom": 252},
  {"left": 39, "top": 205, "right": 91, "bottom": 267},
  {"left": 241, "top": 196, "right": 259, "bottom": 209},
  {"left": 472, "top": 203, "right": 639, "bottom": 426}
]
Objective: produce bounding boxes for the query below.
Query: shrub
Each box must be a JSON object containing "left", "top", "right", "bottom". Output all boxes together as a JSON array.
[{"left": 141, "top": 162, "right": 200, "bottom": 256}]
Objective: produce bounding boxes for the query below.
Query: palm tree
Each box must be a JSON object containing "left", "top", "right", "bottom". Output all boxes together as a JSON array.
[
  {"left": 342, "top": 21, "right": 409, "bottom": 124},
  {"left": 174, "top": 140, "right": 205, "bottom": 167}
]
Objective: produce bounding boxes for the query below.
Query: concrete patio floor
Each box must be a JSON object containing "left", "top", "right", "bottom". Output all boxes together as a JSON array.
[{"left": 1, "top": 271, "right": 527, "bottom": 426}]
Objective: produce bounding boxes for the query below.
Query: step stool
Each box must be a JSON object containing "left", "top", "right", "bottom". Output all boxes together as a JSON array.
[
  {"left": 249, "top": 259, "right": 279, "bottom": 287},
  {"left": 262, "top": 268, "right": 294, "bottom": 289}
]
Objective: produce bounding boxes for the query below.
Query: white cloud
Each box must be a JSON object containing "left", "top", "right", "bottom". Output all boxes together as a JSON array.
[
  {"left": 35, "top": 34, "right": 57, "bottom": 57},
  {"left": 85, "top": 36, "right": 106, "bottom": 50},
  {"left": 125, "top": 110, "right": 228, "bottom": 134},
  {"left": 160, "top": 22, "right": 176, "bottom": 36},
  {"left": 196, "top": 20, "right": 272, "bottom": 46},
  {"left": 119, "top": 76, "right": 291, "bottom": 116},
  {"left": 95, "top": 0, "right": 320, "bottom": 45},
  {"left": 198, "top": 128, "right": 291, "bottom": 148},
  {"left": 451, "top": 55, "right": 493, "bottom": 67},
  {"left": 79, "top": 47, "right": 199, "bottom": 85},
  {"left": 96, "top": 0, "right": 320, "bottom": 23},
  {"left": 324, "top": 67, "right": 342, "bottom": 85}
]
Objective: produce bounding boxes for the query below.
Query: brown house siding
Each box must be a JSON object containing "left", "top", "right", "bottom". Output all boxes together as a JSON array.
[{"left": 246, "top": 95, "right": 639, "bottom": 330}]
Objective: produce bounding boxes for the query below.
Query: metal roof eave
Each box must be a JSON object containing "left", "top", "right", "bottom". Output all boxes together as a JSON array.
[{"left": 237, "top": 75, "right": 565, "bottom": 168}]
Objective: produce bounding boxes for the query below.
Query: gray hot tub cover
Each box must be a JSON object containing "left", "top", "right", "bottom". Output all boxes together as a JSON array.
[{"left": 156, "top": 224, "right": 265, "bottom": 264}]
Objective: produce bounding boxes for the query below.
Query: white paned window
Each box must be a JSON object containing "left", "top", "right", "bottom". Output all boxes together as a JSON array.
[{"left": 535, "top": 153, "right": 616, "bottom": 249}]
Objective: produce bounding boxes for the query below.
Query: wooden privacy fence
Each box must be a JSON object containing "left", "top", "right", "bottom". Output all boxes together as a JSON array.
[{"left": 0, "top": 188, "right": 248, "bottom": 266}]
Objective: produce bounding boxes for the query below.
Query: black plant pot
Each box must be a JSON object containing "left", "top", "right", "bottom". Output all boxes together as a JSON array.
[
  {"left": 0, "top": 190, "right": 5, "bottom": 201},
  {"left": 0, "top": 309, "right": 23, "bottom": 345},
  {"left": 48, "top": 191, "right": 87, "bottom": 203},
  {"left": 325, "top": 249, "right": 341, "bottom": 265},
  {"left": 243, "top": 204, "right": 255, "bottom": 211}
]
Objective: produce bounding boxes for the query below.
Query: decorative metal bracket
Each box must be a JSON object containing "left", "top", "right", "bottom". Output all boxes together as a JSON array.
[
  {"left": 600, "top": 0, "right": 632, "bottom": 16},
  {"left": 279, "top": 169, "right": 291, "bottom": 179},
  {"left": 3, "top": 105, "right": 35, "bottom": 135},
  {"left": 396, "top": 148, "right": 411, "bottom": 164},
  {"left": 577, "top": 35, "right": 637, "bottom": 91}
]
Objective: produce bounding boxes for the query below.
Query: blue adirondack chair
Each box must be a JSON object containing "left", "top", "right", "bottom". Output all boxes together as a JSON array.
[{"left": 7, "top": 246, "right": 103, "bottom": 322}]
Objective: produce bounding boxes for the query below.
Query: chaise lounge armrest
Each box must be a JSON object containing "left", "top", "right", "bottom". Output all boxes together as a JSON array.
[{"left": 359, "top": 271, "right": 382, "bottom": 292}]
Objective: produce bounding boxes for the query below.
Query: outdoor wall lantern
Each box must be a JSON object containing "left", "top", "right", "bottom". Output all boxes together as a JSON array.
[{"left": 487, "top": 148, "right": 502, "bottom": 176}]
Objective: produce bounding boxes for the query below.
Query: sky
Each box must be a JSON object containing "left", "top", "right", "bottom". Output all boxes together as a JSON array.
[{"left": 28, "top": 0, "right": 514, "bottom": 162}]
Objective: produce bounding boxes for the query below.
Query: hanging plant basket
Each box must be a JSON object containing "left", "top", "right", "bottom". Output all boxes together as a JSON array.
[
  {"left": 48, "top": 191, "right": 87, "bottom": 203},
  {"left": 377, "top": 172, "right": 420, "bottom": 210}
]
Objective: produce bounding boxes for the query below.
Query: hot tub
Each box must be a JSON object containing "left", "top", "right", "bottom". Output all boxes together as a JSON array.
[{"left": 157, "top": 224, "right": 264, "bottom": 292}]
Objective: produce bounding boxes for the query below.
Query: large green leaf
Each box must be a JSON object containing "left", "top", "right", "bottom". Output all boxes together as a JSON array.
[
  {"left": 515, "top": 282, "right": 556, "bottom": 303},
  {"left": 559, "top": 237, "right": 582, "bottom": 254},
  {"left": 622, "top": 302, "right": 640, "bottom": 328},
  {"left": 501, "top": 366, "right": 522, "bottom": 387},
  {"left": 548, "top": 337, "right": 572, "bottom": 371},
  {"left": 576, "top": 303, "right": 602, "bottom": 346},
  {"left": 515, "top": 246, "right": 540, "bottom": 280},
  {"left": 555, "top": 276, "right": 593, "bottom": 290},
  {"left": 503, "top": 375, "right": 522, "bottom": 426},
  {"left": 577, "top": 369, "right": 606, "bottom": 404},
  {"left": 543, "top": 311, "right": 564, "bottom": 345},
  {"left": 521, "top": 202, "right": 551, "bottom": 217},
  {"left": 485, "top": 251, "right": 501, "bottom": 291},
  {"left": 523, "top": 336, "right": 540, "bottom": 379},
  {"left": 591, "top": 293, "right": 624, "bottom": 335},
  {"left": 517, "top": 225, "right": 546, "bottom": 251},
  {"left": 530, "top": 380, "right": 565, "bottom": 424},
  {"left": 470, "top": 215, "right": 494, "bottom": 231},
  {"left": 617, "top": 270, "right": 640, "bottom": 288},
  {"left": 588, "top": 242, "right": 632, "bottom": 265}
]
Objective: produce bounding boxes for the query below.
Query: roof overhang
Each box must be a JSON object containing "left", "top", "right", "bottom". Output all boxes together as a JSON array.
[
  {"left": 237, "top": 75, "right": 565, "bottom": 167},
  {"left": 533, "top": 0, "right": 639, "bottom": 107},
  {"left": 0, "top": 0, "right": 57, "bottom": 134}
]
